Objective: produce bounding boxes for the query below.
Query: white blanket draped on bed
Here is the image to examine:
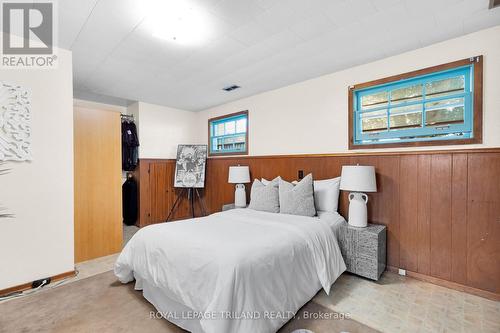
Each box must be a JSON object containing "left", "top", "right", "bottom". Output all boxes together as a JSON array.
[{"left": 115, "top": 209, "right": 346, "bottom": 333}]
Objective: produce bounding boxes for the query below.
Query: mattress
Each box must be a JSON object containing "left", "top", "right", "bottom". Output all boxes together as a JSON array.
[{"left": 115, "top": 208, "right": 346, "bottom": 333}]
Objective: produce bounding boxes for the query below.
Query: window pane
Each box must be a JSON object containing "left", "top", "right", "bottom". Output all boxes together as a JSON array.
[
  {"left": 391, "top": 84, "right": 423, "bottom": 105},
  {"left": 426, "top": 97, "right": 464, "bottom": 110},
  {"left": 361, "top": 110, "right": 388, "bottom": 132},
  {"left": 225, "top": 121, "right": 235, "bottom": 134},
  {"left": 216, "top": 138, "right": 223, "bottom": 151},
  {"left": 361, "top": 91, "right": 388, "bottom": 110},
  {"left": 235, "top": 134, "right": 245, "bottom": 143},
  {"left": 236, "top": 118, "right": 247, "bottom": 133},
  {"left": 425, "top": 99, "right": 464, "bottom": 127},
  {"left": 389, "top": 104, "right": 422, "bottom": 130},
  {"left": 425, "top": 76, "right": 464, "bottom": 99},
  {"left": 217, "top": 123, "right": 224, "bottom": 136}
]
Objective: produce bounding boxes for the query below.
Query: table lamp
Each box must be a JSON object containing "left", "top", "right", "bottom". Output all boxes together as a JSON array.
[
  {"left": 340, "top": 165, "right": 377, "bottom": 228},
  {"left": 228, "top": 166, "right": 250, "bottom": 207}
]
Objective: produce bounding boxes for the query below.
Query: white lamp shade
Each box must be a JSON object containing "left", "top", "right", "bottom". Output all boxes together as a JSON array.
[
  {"left": 228, "top": 166, "right": 250, "bottom": 183},
  {"left": 340, "top": 165, "right": 377, "bottom": 192}
]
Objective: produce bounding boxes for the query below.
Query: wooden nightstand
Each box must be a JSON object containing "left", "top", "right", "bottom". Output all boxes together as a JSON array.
[{"left": 338, "top": 223, "right": 386, "bottom": 281}]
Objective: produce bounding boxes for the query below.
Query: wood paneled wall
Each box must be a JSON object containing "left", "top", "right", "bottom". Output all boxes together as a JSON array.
[
  {"left": 135, "top": 159, "right": 196, "bottom": 227},
  {"left": 135, "top": 148, "right": 500, "bottom": 300}
]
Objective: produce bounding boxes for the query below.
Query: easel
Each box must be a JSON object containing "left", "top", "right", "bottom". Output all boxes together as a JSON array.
[{"left": 166, "top": 187, "right": 208, "bottom": 222}]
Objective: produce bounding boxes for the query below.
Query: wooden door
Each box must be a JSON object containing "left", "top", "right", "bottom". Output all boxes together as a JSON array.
[
  {"left": 149, "top": 162, "right": 170, "bottom": 223},
  {"left": 74, "top": 107, "right": 122, "bottom": 263}
]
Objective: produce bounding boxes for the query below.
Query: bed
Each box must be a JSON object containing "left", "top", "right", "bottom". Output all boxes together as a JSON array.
[{"left": 115, "top": 208, "right": 346, "bottom": 333}]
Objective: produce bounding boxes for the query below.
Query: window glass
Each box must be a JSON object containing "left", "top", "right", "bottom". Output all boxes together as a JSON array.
[
  {"left": 390, "top": 104, "right": 422, "bottom": 130},
  {"left": 225, "top": 121, "right": 235, "bottom": 135},
  {"left": 352, "top": 63, "right": 475, "bottom": 147},
  {"left": 217, "top": 123, "right": 224, "bottom": 136},
  {"left": 236, "top": 118, "right": 246, "bottom": 133},
  {"left": 361, "top": 110, "right": 388, "bottom": 132},
  {"left": 208, "top": 112, "right": 248, "bottom": 155},
  {"left": 361, "top": 91, "right": 388, "bottom": 110},
  {"left": 391, "top": 84, "right": 423, "bottom": 105},
  {"left": 425, "top": 76, "right": 464, "bottom": 99}
]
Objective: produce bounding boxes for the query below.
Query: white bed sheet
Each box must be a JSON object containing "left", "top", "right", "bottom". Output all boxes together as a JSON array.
[{"left": 115, "top": 208, "right": 346, "bottom": 333}]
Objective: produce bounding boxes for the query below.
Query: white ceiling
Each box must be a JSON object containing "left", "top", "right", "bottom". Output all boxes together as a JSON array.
[{"left": 62, "top": 0, "right": 500, "bottom": 111}]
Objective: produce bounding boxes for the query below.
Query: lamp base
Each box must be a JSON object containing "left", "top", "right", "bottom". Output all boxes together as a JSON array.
[
  {"left": 347, "top": 192, "right": 368, "bottom": 228},
  {"left": 234, "top": 184, "right": 246, "bottom": 207}
]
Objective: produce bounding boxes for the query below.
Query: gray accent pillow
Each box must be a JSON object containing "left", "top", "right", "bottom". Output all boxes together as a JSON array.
[
  {"left": 279, "top": 174, "right": 316, "bottom": 217},
  {"left": 248, "top": 178, "right": 280, "bottom": 213}
]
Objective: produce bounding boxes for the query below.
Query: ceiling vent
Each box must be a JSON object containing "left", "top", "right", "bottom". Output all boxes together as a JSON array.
[
  {"left": 489, "top": 0, "right": 500, "bottom": 9},
  {"left": 222, "top": 85, "right": 241, "bottom": 92}
]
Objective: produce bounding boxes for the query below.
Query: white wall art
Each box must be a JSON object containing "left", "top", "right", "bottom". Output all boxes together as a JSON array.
[{"left": 0, "top": 82, "right": 32, "bottom": 161}]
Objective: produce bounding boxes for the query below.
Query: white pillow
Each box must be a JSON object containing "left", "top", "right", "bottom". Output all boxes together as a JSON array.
[
  {"left": 279, "top": 174, "right": 316, "bottom": 217},
  {"left": 313, "top": 177, "right": 341, "bottom": 213},
  {"left": 261, "top": 176, "right": 281, "bottom": 185},
  {"left": 248, "top": 178, "right": 280, "bottom": 213},
  {"left": 262, "top": 176, "right": 340, "bottom": 212}
]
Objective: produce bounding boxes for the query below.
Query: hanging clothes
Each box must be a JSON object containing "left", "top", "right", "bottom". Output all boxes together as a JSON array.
[
  {"left": 121, "top": 119, "right": 139, "bottom": 171},
  {"left": 122, "top": 175, "right": 138, "bottom": 226}
]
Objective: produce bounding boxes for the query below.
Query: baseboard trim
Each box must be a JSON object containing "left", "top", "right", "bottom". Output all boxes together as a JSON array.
[
  {"left": 386, "top": 266, "right": 499, "bottom": 301},
  {"left": 0, "top": 270, "right": 76, "bottom": 297}
]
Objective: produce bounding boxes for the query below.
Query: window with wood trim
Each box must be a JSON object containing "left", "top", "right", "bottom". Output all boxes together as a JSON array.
[
  {"left": 349, "top": 56, "right": 482, "bottom": 149},
  {"left": 208, "top": 111, "right": 248, "bottom": 156}
]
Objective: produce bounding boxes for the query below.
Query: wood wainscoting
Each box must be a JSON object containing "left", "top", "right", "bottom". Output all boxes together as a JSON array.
[
  {"left": 135, "top": 148, "right": 500, "bottom": 299},
  {"left": 134, "top": 159, "right": 198, "bottom": 227}
]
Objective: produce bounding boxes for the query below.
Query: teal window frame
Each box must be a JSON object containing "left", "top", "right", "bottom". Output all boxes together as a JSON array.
[
  {"left": 208, "top": 111, "right": 248, "bottom": 156},
  {"left": 349, "top": 57, "right": 482, "bottom": 149}
]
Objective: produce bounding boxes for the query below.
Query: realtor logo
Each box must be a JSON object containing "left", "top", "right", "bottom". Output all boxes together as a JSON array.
[{"left": 1, "top": 1, "right": 57, "bottom": 68}]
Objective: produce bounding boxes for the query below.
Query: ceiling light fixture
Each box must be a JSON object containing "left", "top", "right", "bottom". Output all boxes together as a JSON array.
[{"left": 143, "top": 1, "right": 211, "bottom": 45}]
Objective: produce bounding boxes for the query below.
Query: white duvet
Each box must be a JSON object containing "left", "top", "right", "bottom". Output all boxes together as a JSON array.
[{"left": 115, "top": 209, "right": 346, "bottom": 333}]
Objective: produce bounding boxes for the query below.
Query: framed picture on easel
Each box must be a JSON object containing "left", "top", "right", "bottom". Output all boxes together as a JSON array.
[
  {"left": 174, "top": 144, "right": 208, "bottom": 188},
  {"left": 168, "top": 144, "right": 208, "bottom": 221}
]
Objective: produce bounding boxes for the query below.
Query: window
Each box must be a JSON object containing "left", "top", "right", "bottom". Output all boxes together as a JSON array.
[
  {"left": 349, "top": 57, "right": 483, "bottom": 149},
  {"left": 208, "top": 111, "right": 248, "bottom": 156}
]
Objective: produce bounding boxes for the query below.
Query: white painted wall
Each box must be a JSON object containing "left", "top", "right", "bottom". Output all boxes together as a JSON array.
[
  {"left": 130, "top": 102, "right": 198, "bottom": 159},
  {"left": 0, "top": 48, "right": 74, "bottom": 289},
  {"left": 73, "top": 98, "right": 127, "bottom": 113},
  {"left": 196, "top": 26, "right": 500, "bottom": 155}
]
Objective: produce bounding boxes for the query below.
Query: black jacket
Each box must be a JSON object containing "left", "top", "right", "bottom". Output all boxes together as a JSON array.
[{"left": 122, "top": 121, "right": 139, "bottom": 171}]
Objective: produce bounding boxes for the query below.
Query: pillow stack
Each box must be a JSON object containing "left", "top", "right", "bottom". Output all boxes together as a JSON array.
[{"left": 248, "top": 173, "right": 341, "bottom": 217}]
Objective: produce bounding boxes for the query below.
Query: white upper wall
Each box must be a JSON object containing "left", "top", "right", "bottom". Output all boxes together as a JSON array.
[
  {"left": 73, "top": 98, "right": 127, "bottom": 113},
  {"left": 196, "top": 25, "right": 500, "bottom": 155},
  {"left": 130, "top": 102, "right": 198, "bottom": 159},
  {"left": 0, "top": 48, "right": 74, "bottom": 289}
]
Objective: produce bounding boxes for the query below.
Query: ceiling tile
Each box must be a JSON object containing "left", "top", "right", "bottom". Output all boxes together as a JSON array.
[
  {"left": 65, "top": 0, "right": 500, "bottom": 111},
  {"left": 289, "top": 12, "right": 337, "bottom": 41},
  {"left": 210, "top": 0, "right": 266, "bottom": 27},
  {"left": 323, "top": 0, "right": 378, "bottom": 27},
  {"left": 57, "top": 0, "right": 98, "bottom": 49}
]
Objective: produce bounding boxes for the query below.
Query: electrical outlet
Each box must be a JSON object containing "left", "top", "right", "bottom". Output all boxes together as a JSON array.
[
  {"left": 298, "top": 170, "right": 304, "bottom": 179},
  {"left": 32, "top": 277, "right": 51, "bottom": 289},
  {"left": 398, "top": 269, "right": 406, "bottom": 276}
]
